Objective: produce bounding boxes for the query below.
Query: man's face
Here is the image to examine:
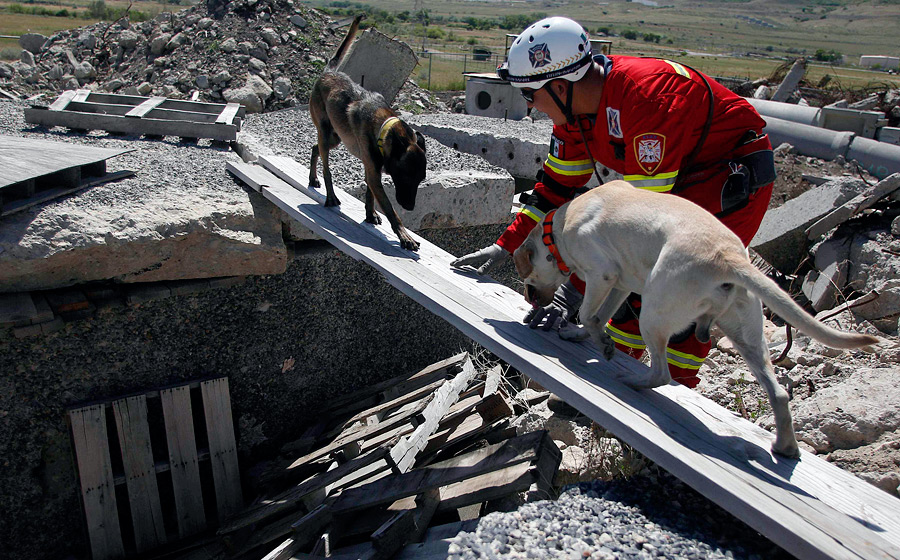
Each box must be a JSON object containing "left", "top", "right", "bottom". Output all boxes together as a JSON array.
[{"left": 523, "top": 81, "right": 567, "bottom": 126}]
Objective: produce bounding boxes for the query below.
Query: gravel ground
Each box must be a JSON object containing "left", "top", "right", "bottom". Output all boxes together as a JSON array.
[{"left": 447, "top": 469, "right": 792, "bottom": 560}]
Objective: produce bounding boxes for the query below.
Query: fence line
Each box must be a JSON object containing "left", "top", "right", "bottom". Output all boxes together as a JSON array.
[{"left": 415, "top": 50, "right": 504, "bottom": 90}]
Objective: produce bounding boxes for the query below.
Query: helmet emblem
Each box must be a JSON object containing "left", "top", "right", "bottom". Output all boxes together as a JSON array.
[{"left": 528, "top": 43, "right": 552, "bottom": 68}]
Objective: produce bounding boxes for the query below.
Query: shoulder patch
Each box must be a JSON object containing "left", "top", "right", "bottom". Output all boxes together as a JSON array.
[
  {"left": 633, "top": 133, "right": 666, "bottom": 175},
  {"left": 550, "top": 134, "right": 564, "bottom": 158},
  {"left": 606, "top": 107, "right": 622, "bottom": 138}
]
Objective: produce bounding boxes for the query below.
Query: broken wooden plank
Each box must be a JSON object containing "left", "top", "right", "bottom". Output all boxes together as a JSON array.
[
  {"left": 240, "top": 156, "right": 900, "bottom": 560},
  {"left": 48, "top": 89, "right": 77, "bottom": 111},
  {"left": 201, "top": 377, "right": 243, "bottom": 521},
  {"left": 326, "top": 376, "right": 453, "bottom": 443},
  {"left": 325, "top": 352, "right": 470, "bottom": 418},
  {"left": 332, "top": 431, "right": 552, "bottom": 515},
  {"left": 371, "top": 510, "right": 416, "bottom": 558},
  {"left": 161, "top": 385, "right": 207, "bottom": 538},
  {"left": 0, "top": 135, "right": 131, "bottom": 188},
  {"left": 287, "top": 397, "right": 432, "bottom": 472},
  {"left": 219, "top": 442, "right": 395, "bottom": 537},
  {"left": 393, "top": 520, "right": 479, "bottom": 560},
  {"left": 112, "top": 395, "right": 167, "bottom": 552},
  {"left": 389, "top": 357, "right": 479, "bottom": 473},
  {"left": 69, "top": 404, "right": 125, "bottom": 560},
  {"left": 216, "top": 103, "right": 243, "bottom": 124}
]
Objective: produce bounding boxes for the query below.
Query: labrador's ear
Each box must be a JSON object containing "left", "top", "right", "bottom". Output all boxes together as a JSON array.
[{"left": 513, "top": 244, "right": 534, "bottom": 279}]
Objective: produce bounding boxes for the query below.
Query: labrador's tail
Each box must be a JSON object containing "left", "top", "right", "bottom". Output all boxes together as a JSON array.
[{"left": 728, "top": 254, "right": 880, "bottom": 349}]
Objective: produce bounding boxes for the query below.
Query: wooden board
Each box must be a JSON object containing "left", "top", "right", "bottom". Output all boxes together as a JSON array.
[
  {"left": 331, "top": 431, "right": 551, "bottom": 515},
  {"left": 233, "top": 156, "right": 900, "bottom": 560},
  {"left": 200, "top": 378, "right": 243, "bottom": 521},
  {"left": 0, "top": 135, "right": 130, "bottom": 188},
  {"left": 24, "top": 107, "right": 239, "bottom": 141},
  {"left": 389, "top": 357, "right": 478, "bottom": 472},
  {"left": 69, "top": 405, "right": 125, "bottom": 560},
  {"left": 161, "top": 385, "right": 207, "bottom": 538},
  {"left": 112, "top": 395, "right": 167, "bottom": 552}
]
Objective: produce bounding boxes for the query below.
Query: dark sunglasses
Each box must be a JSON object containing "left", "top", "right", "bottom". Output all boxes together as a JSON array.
[{"left": 520, "top": 86, "right": 540, "bottom": 103}]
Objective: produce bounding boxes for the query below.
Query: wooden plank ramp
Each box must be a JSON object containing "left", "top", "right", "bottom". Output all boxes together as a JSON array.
[{"left": 227, "top": 155, "right": 900, "bottom": 560}]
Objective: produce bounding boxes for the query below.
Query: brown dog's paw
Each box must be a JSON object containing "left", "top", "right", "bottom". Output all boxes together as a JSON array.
[
  {"left": 402, "top": 238, "right": 420, "bottom": 252},
  {"left": 365, "top": 213, "right": 382, "bottom": 225},
  {"left": 324, "top": 194, "right": 341, "bottom": 207},
  {"left": 309, "top": 177, "right": 320, "bottom": 189}
]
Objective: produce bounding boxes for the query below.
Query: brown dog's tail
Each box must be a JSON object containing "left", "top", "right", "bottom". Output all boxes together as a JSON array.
[
  {"left": 328, "top": 14, "right": 365, "bottom": 68},
  {"left": 728, "top": 255, "right": 880, "bottom": 349}
]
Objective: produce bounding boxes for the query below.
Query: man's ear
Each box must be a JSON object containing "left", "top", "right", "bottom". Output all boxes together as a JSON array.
[
  {"left": 513, "top": 244, "right": 534, "bottom": 279},
  {"left": 549, "top": 79, "right": 567, "bottom": 98}
]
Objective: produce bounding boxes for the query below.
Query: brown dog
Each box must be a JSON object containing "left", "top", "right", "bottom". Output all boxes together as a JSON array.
[{"left": 308, "top": 15, "right": 427, "bottom": 251}]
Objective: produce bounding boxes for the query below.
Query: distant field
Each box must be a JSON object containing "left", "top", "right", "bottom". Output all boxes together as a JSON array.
[{"left": 300, "top": 0, "right": 900, "bottom": 92}]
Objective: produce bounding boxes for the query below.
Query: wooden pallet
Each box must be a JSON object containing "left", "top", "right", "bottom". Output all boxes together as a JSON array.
[
  {"left": 0, "top": 135, "right": 133, "bottom": 216},
  {"left": 67, "top": 377, "right": 243, "bottom": 560},
  {"left": 24, "top": 90, "right": 245, "bottom": 141}
]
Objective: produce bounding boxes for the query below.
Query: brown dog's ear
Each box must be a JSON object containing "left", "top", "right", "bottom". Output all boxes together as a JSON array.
[
  {"left": 513, "top": 245, "right": 534, "bottom": 279},
  {"left": 415, "top": 131, "right": 426, "bottom": 152}
]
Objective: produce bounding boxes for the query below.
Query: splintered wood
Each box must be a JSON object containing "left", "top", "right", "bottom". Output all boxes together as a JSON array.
[{"left": 215, "top": 352, "right": 560, "bottom": 560}]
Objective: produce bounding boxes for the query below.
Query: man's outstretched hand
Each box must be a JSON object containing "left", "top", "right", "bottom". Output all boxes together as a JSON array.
[{"left": 450, "top": 243, "right": 509, "bottom": 275}]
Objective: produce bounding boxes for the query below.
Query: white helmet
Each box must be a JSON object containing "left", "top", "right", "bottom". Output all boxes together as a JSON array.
[{"left": 498, "top": 17, "right": 592, "bottom": 89}]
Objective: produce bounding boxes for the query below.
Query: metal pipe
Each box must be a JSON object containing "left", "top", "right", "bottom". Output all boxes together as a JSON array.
[{"left": 762, "top": 116, "right": 900, "bottom": 179}]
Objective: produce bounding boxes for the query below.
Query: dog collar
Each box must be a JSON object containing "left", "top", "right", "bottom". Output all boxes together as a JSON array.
[
  {"left": 542, "top": 210, "right": 571, "bottom": 276},
  {"left": 377, "top": 117, "right": 401, "bottom": 156}
]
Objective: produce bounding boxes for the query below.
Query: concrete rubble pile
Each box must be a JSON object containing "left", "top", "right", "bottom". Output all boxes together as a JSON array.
[{"left": 0, "top": 0, "right": 444, "bottom": 114}]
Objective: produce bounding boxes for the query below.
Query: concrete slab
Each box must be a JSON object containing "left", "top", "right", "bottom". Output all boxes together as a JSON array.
[
  {"left": 0, "top": 100, "right": 288, "bottom": 293},
  {"left": 750, "top": 176, "right": 868, "bottom": 273},
  {"left": 771, "top": 59, "right": 806, "bottom": 103},
  {"left": 802, "top": 237, "right": 851, "bottom": 312},
  {"left": 336, "top": 28, "right": 417, "bottom": 105},
  {"left": 806, "top": 173, "right": 900, "bottom": 239}
]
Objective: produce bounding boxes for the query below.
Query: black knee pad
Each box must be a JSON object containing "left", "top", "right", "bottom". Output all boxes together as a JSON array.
[{"left": 611, "top": 293, "right": 642, "bottom": 323}]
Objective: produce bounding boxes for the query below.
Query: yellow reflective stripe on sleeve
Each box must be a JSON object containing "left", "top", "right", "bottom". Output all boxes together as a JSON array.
[
  {"left": 520, "top": 207, "right": 544, "bottom": 224},
  {"left": 604, "top": 324, "right": 646, "bottom": 350},
  {"left": 665, "top": 347, "right": 705, "bottom": 370},
  {"left": 664, "top": 60, "right": 691, "bottom": 78},
  {"left": 545, "top": 154, "right": 595, "bottom": 176},
  {"left": 624, "top": 170, "right": 678, "bottom": 192}
]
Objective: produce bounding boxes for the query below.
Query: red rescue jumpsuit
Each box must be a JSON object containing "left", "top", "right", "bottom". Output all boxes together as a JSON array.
[{"left": 496, "top": 55, "right": 774, "bottom": 388}]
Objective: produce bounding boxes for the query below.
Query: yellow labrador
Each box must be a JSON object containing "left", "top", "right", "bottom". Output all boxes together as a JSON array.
[{"left": 513, "top": 180, "right": 879, "bottom": 458}]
